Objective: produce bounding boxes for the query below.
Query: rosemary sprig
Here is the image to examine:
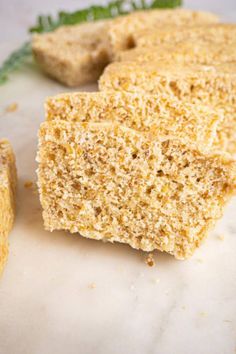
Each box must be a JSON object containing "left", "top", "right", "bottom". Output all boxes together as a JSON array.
[
  {"left": 0, "top": 41, "right": 32, "bottom": 85},
  {"left": 30, "top": 0, "right": 182, "bottom": 33},
  {"left": 0, "top": 0, "right": 182, "bottom": 85},
  {"left": 30, "top": 0, "right": 126, "bottom": 33}
]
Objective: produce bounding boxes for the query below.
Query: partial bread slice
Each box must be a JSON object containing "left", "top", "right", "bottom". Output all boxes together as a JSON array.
[
  {"left": 32, "top": 20, "right": 110, "bottom": 87},
  {"left": 107, "top": 8, "right": 219, "bottom": 56},
  {"left": 99, "top": 61, "right": 236, "bottom": 153},
  {"left": 117, "top": 41, "right": 236, "bottom": 66},
  {"left": 45, "top": 91, "right": 222, "bottom": 152},
  {"left": 0, "top": 140, "right": 17, "bottom": 275},
  {"left": 37, "top": 120, "right": 236, "bottom": 259},
  {"left": 133, "top": 23, "right": 236, "bottom": 48}
]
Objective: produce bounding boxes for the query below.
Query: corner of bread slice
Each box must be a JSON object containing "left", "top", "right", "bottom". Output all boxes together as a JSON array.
[{"left": 32, "top": 21, "right": 111, "bottom": 87}]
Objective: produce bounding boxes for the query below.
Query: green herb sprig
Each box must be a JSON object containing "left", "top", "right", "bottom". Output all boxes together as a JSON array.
[
  {"left": 0, "top": 41, "right": 32, "bottom": 85},
  {"left": 0, "top": 0, "right": 181, "bottom": 85},
  {"left": 30, "top": 0, "right": 182, "bottom": 33}
]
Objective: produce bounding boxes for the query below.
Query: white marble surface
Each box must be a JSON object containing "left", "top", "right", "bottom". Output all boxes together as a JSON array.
[{"left": 0, "top": 1, "right": 236, "bottom": 354}]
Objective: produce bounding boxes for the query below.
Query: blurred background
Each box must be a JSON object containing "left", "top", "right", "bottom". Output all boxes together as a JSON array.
[{"left": 1, "top": 0, "right": 236, "bottom": 43}]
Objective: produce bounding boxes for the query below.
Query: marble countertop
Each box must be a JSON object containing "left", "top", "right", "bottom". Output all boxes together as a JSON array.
[{"left": 0, "top": 1, "right": 236, "bottom": 354}]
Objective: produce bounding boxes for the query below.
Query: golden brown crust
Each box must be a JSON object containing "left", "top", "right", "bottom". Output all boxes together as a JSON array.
[{"left": 0, "top": 140, "right": 17, "bottom": 275}]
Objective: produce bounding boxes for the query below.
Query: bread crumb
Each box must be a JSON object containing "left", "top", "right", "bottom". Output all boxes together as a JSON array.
[
  {"left": 145, "top": 253, "right": 155, "bottom": 267},
  {"left": 88, "top": 282, "right": 96, "bottom": 289},
  {"left": 216, "top": 234, "right": 225, "bottom": 241},
  {"left": 200, "top": 311, "right": 208, "bottom": 317},
  {"left": 24, "top": 180, "right": 38, "bottom": 194},
  {"left": 181, "top": 306, "right": 186, "bottom": 310},
  {"left": 24, "top": 180, "right": 33, "bottom": 189},
  {"left": 5, "top": 103, "right": 18, "bottom": 113},
  {"left": 197, "top": 258, "right": 203, "bottom": 263}
]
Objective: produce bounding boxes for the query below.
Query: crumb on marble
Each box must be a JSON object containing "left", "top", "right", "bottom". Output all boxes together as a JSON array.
[
  {"left": 216, "top": 234, "right": 225, "bottom": 241},
  {"left": 24, "top": 180, "right": 33, "bottom": 189},
  {"left": 200, "top": 311, "right": 208, "bottom": 317},
  {"left": 5, "top": 103, "right": 18, "bottom": 113},
  {"left": 88, "top": 282, "right": 96, "bottom": 289},
  {"left": 197, "top": 258, "right": 203, "bottom": 263},
  {"left": 145, "top": 253, "right": 155, "bottom": 267},
  {"left": 181, "top": 306, "right": 186, "bottom": 310},
  {"left": 24, "top": 180, "right": 38, "bottom": 194}
]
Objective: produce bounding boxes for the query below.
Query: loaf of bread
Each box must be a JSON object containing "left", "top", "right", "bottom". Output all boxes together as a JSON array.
[
  {"left": 0, "top": 140, "right": 17, "bottom": 275},
  {"left": 99, "top": 61, "right": 236, "bottom": 153},
  {"left": 37, "top": 92, "right": 236, "bottom": 259}
]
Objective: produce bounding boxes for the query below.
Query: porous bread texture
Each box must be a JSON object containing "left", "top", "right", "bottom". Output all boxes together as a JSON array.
[
  {"left": 45, "top": 91, "right": 222, "bottom": 152},
  {"left": 32, "top": 20, "right": 111, "bottom": 87},
  {"left": 37, "top": 120, "right": 236, "bottom": 259},
  {"left": 116, "top": 41, "right": 236, "bottom": 66},
  {"left": 32, "top": 9, "right": 219, "bottom": 87},
  {"left": 99, "top": 61, "right": 236, "bottom": 154},
  {"left": 134, "top": 23, "right": 236, "bottom": 48},
  {"left": 0, "top": 140, "right": 17, "bottom": 275},
  {"left": 107, "top": 8, "right": 219, "bottom": 56}
]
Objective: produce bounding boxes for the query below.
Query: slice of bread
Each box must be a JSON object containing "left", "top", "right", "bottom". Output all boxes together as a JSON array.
[
  {"left": 45, "top": 91, "right": 222, "bottom": 152},
  {"left": 107, "top": 9, "right": 219, "bottom": 56},
  {"left": 117, "top": 41, "right": 236, "bottom": 66},
  {"left": 37, "top": 120, "right": 236, "bottom": 259},
  {"left": 32, "top": 20, "right": 111, "bottom": 87},
  {"left": 99, "top": 61, "right": 236, "bottom": 153},
  {"left": 134, "top": 23, "right": 236, "bottom": 48},
  {"left": 0, "top": 140, "right": 17, "bottom": 275}
]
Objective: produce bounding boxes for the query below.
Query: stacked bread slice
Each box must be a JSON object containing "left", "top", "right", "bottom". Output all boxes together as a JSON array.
[
  {"left": 100, "top": 62, "right": 236, "bottom": 154},
  {"left": 37, "top": 92, "right": 236, "bottom": 259},
  {"left": 37, "top": 9, "right": 236, "bottom": 259},
  {"left": 32, "top": 8, "right": 219, "bottom": 87}
]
